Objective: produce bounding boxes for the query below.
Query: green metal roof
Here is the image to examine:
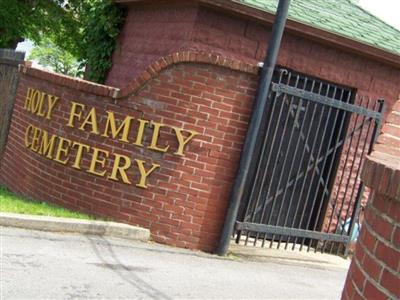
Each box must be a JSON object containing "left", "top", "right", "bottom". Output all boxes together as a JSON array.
[{"left": 234, "top": 0, "right": 400, "bottom": 56}]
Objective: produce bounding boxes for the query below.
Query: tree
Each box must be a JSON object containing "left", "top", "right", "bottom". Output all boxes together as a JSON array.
[
  {"left": 0, "top": 0, "right": 80, "bottom": 55},
  {"left": 0, "top": 0, "right": 124, "bottom": 83},
  {"left": 29, "top": 38, "right": 82, "bottom": 77}
]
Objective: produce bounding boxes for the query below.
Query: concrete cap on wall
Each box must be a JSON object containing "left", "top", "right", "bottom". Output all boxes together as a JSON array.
[{"left": 0, "top": 49, "right": 25, "bottom": 66}]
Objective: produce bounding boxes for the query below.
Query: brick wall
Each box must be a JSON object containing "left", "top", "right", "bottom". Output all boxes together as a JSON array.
[
  {"left": 2, "top": 2, "right": 400, "bottom": 254},
  {"left": 342, "top": 100, "right": 400, "bottom": 299},
  {"left": 106, "top": 2, "right": 400, "bottom": 241},
  {"left": 107, "top": 3, "right": 400, "bottom": 111},
  {"left": 106, "top": 3, "right": 198, "bottom": 87},
  {"left": 0, "top": 53, "right": 258, "bottom": 252}
]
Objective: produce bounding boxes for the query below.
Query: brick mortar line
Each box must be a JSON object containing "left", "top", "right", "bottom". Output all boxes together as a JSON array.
[
  {"left": 18, "top": 64, "right": 119, "bottom": 98},
  {"left": 350, "top": 276, "right": 366, "bottom": 300},
  {"left": 353, "top": 253, "right": 397, "bottom": 299},
  {"left": 117, "top": 51, "right": 260, "bottom": 98},
  {"left": 360, "top": 219, "right": 399, "bottom": 275},
  {"left": 363, "top": 214, "right": 399, "bottom": 254},
  {"left": 18, "top": 51, "right": 260, "bottom": 104},
  {"left": 357, "top": 239, "right": 384, "bottom": 280},
  {"left": 368, "top": 202, "right": 399, "bottom": 243}
]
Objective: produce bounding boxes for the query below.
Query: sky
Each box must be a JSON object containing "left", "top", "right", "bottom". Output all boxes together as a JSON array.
[
  {"left": 16, "top": 0, "right": 400, "bottom": 59},
  {"left": 358, "top": 0, "right": 400, "bottom": 29}
]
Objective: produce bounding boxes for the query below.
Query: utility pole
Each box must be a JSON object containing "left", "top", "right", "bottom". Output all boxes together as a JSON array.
[{"left": 216, "top": 0, "right": 291, "bottom": 256}]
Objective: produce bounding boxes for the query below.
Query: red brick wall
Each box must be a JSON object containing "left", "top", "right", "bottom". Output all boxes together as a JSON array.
[
  {"left": 106, "top": 2, "right": 400, "bottom": 241},
  {"left": 3, "top": 3, "right": 400, "bottom": 254},
  {"left": 0, "top": 53, "right": 258, "bottom": 252},
  {"left": 107, "top": 3, "right": 400, "bottom": 111},
  {"left": 342, "top": 100, "right": 400, "bottom": 299},
  {"left": 106, "top": 3, "right": 198, "bottom": 87}
]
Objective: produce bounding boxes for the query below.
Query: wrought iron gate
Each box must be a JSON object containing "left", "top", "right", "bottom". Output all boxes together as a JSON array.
[{"left": 234, "top": 68, "right": 384, "bottom": 256}]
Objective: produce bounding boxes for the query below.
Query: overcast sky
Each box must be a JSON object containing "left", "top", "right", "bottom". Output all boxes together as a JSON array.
[
  {"left": 359, "top": 0, "right": 400, "bottom": 29},
  {"left": 16, "top": 1, "right": 400, "bottom": 58}
]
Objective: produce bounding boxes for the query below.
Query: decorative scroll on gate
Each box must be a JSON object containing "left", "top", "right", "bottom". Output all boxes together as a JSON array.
[{"left": 235, "top": 68, "right": 384, "bottom": 256}]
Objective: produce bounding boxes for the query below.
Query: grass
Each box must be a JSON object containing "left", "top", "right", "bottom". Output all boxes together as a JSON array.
[{"left": 0, "top": 187, "right": 96, "bottom": 220}]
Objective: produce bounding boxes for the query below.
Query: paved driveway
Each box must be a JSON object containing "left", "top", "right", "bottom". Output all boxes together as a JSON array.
[{"left": 1, "top": 227, "right": 347, "bottom": 299}]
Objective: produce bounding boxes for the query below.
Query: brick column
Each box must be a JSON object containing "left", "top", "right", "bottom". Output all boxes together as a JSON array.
[{"left": 342, "top": 100, "right": 400, "bottom": 299}]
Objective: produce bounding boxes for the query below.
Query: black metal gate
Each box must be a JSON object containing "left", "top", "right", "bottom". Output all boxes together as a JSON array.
[{"left": 234, "top": 68, "right": 384, "bottom": 256}]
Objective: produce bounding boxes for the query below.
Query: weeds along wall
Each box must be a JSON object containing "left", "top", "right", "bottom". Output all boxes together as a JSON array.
[{"left": 0, "top": 52, "right": 258, "bottom": 251}]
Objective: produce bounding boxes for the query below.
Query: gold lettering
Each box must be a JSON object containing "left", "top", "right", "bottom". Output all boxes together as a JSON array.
[
  {"left": 67, "top": 102, "right": 85, "bottom": 128},
  {"left": 24, "top": 88, "right": 34, "bottom": 111},
  {"left": 30, "top": 126, "right": 41, "bottom": 152},
  {"left": 173, "top": 128, "right": 198, "bottom": 156},
  {"left": 46, "top": 95, "right": 59, "bottom": 120},
  {"left": 102, "top": 111, "right": 133, "bottom": 143},
  {"left": 108, "top": 154, "right": 132, "bottom": 184},
  {"left": 148, "top": 121, "right": 169, "bottom": 153},
  {"left": 79, "top": 107, "right": 99, "bottom": 134},
  {"left": 71, "top": 142, "right": 90, "bottom": 170},
  {"left": 133, "top": 119, "right": 148, "bottom": 147},
  {"left": 31, "top": 90, "right": 42, "bottom": 114},
  {"left": 36, "top": 92, "right": 46, "bottom": 117},
  {"left": 38, "top": 130, "right": 56, "bottom": 159},
  {"left": 88, "top": 147, "right": 109, "bottom": 176},
  {"left": 24, "top": 124, "right": 34, "bottom": 148},
  {"left": 54, "top": 137, "right": 72, "bottom": 165},
  {"left": 135, "top": 159, "right": 160, "bottom": 189}
]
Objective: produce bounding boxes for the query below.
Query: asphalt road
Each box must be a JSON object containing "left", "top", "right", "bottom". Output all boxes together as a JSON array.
[{"left": 1, "top": 227, "right": 347, "bottom": 299}]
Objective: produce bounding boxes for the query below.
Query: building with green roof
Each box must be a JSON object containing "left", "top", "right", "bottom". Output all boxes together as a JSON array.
[
  {"left": 110, "top": 0, "right": 400, "bottom": 107},
  {"left": 236, "top": 0, "right": 400, "bottom": 56}
]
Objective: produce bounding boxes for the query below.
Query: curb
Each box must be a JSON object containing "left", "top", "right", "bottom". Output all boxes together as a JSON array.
[
  {"left": 228, "top": 243, "right": 351, "bottom": 269},
  {"left": 0, "top": 212, "right": 150, "bottom": 242}
]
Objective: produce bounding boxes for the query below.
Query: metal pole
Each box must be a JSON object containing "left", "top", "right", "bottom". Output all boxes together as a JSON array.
[{"left": 216, "top": 0, "right": 291, "bottom": 256}]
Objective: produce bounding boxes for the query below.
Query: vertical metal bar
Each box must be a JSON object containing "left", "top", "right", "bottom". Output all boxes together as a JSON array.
[
  {"left": 298, "top": 85, "right": 336, "bottom": 251},
  {"left": 369, "top": 100, "right": 385, "bottom": 147},
  {"left": 267, "top": 77, "right": 309, "bottom": 248},
  {"left": 216, "top": 0, "right": 291, "bottom": 256},
  {"left": 254, "top": 83, "right": 295, "bottom": 247},
  {"left": 328, "top": 96, "right": 366, "bottom": 254},
  {"left": 260, "top": 75, "right": 300, "bottom": 247},
  {"left": 283, "top": 81, "right": 322, "bottom": 250},
  {"left": 303, "top": 88, "right": 345, "bottom": 252},
  {"left": 323, "top": 110, "right": 360, "bottom": 252},
  {"left": 334, "top": 99, "right": 370, "bottom": 255},
  {"left": 239, "top": 85, "right": 280, "bottom": 246},
  {"left": 245, "top": 86, "right": 283, "bottom": 245},
  {"left": 342, "top": 99, "right": 385, "bottom": 256},
  {"left": 277, "top": 78, "right": 316, "bottom": 241},
  {"left": 276, "top": 99, "right": 311, "bottom": 249},
  {"left": 255, "top": 75, "right": 300, "bottom": 247},
  {"left": 243, "top": 70, "right": 289, "bottom": 246},
  {"left": 292, "top": 83, "right": 331, "bottom": 250},
  {"left": 319, "top": 91, "right": 353, "bottom": 253},
  {"left": 335, "top": 98, "right": 373, "bottom": 255}
]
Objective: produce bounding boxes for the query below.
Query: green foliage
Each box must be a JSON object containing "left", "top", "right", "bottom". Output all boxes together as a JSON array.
[
  {"left": 0, "top": 0, "right": 80, "bottom": 54},
  {"left": 0, "top": 0, "right": 124, "bottom": 83},
  {"left": 77, "top": 0, "right": 124, "bottom": 83},
  {"left": 29, "top": 38, "right": 83, "bottom": 77}
]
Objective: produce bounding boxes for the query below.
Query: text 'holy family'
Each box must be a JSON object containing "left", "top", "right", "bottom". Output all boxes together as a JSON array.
[{"left": 22, "top": 87, "right": 199, "bottom": 188}]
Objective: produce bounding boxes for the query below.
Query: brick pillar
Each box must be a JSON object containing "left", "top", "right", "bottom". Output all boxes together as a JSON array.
[{"left": 341, "top": 100, "right": 400, "bottom": 299}]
